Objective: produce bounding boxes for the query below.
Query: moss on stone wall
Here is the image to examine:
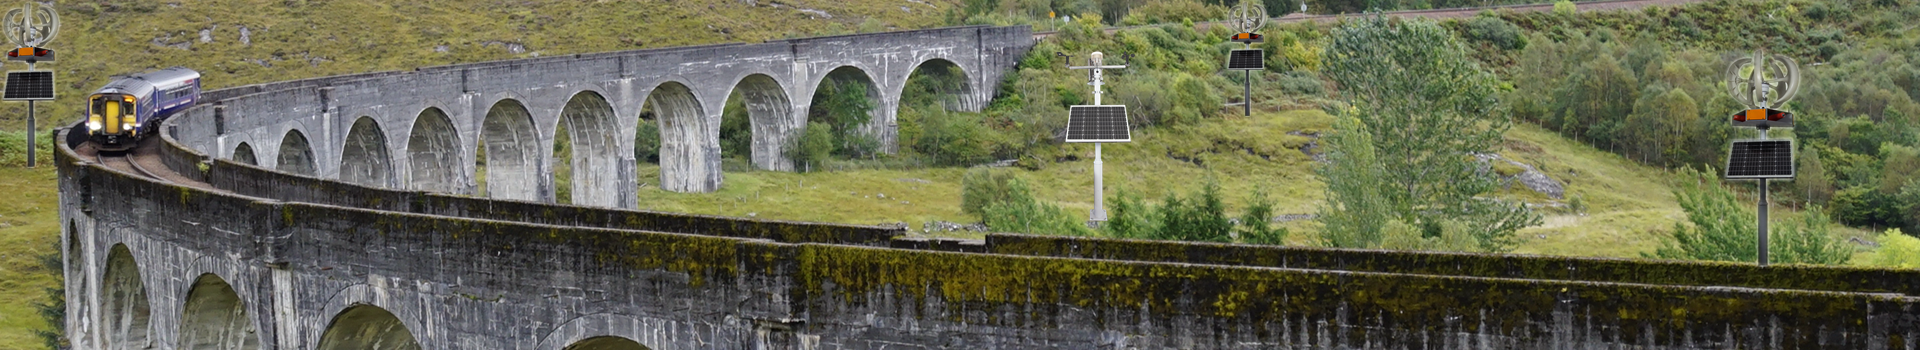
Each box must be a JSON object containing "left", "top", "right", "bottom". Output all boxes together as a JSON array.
[
  {"left": 985, "top": 233, "right": 1920, "bottom": 296},
  {"left": 799, "top": 242, "right": 1914, "bottom": 346}
]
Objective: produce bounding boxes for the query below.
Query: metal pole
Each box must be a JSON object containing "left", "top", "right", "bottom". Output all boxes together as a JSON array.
[
  {"left": 25, "top": 61, "right": 35, "bottom": 168},
  {"left": 1758, "top": 179, "right": 1769, "bottom": 266},
  {"left": 25, "top": 100, "right": 33, "bottom": 167},
  {"left": 1092, "top": 142, "right": 1105, "bottom": 221},
  {"left": 1243, "top": 41, "right": 1255, "bottom": 117}
]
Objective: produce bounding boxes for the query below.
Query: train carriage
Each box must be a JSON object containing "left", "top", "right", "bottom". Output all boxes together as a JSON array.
[{"left": 86, "top": 67, "right": 201, "bottom": 150}]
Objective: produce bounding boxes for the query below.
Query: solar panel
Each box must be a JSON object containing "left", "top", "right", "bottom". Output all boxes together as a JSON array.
[
  {"left": 3, "top": 70, "right": 53, "bottom": 101},
  {"left": 1726, "top": 140, "right": 1793, "bottom": 179},
  {"left": 1227, "top": 49, "right": 1265, "bottom": 70},
  {"left": 1066, "top": 105, "right": 1129, "bottom": 143}
]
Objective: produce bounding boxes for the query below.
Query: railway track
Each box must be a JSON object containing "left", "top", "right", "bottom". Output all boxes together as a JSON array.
[{"left": 1031, "top": 0, "right": 1711, "bottom": 40}]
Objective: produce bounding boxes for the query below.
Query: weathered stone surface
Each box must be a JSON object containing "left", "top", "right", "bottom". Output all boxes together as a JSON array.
[
  {"left": 169, "top": 25, "right": 1032, "bottom": 199},
  {"left": 58, "top": 25, "right": 1920, "bottom": 350}
]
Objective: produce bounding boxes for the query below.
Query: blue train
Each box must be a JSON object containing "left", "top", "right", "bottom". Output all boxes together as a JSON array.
[{"left": 86, "top": 67, "right": 202, "bottom": 150}]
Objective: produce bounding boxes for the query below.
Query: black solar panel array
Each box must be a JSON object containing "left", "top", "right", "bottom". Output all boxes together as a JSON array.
[
  {"left": 3, "top": 71, "right": 53, "bottom": 100},
  {"left": 1066, "top": 105, "right": 1130, "bottom": 142},
  {"left": 1227, "top": 49, "right": 1265, "bottom": 70},
  {"left": 1726, "top": 140, "right": 1794, "bottom": 179}
]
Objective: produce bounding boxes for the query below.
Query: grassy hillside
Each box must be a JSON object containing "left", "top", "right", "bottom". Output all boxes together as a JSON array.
[
  {"left": 0, "top": 166, "right": 61, "bottom": 349},
  {"left": 0, "top": 0, "right": 970, "bottom": 347},
  {"left": 0, "top": 0, "right": 966, "bottom": 130},
  {"left": 0, "top": 0, "right": 1899, "bottom": 346}
]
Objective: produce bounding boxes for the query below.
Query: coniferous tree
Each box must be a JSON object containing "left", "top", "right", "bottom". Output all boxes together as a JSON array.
[{"left": 1320, "top": 15, "right": 1540, "bottom": 252}]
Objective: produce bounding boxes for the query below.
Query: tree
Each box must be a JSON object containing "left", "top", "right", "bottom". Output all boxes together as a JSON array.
[
  {"left": 1319, "top": 15, "right": 1540, "bottom": 252},
  {"left": 1102, "top": 188, "right": 1158, "bottom": 239},
  {"left": 1868, "top": 228, "right": 1920, "bottom": 268},
  {"left": 1238, "top": 190, "right": 1289, "bottom": 245},
  {"left": 809, "top": 76, "right": 879, "bottom": 158},
  {"left": 1796, "top": 144, "right": 1835, "bottom": 205},
  {"left": 1770, "top": 205, "right": 1853, "bottom": 265},
  {"left": 1648, "top": 166, "right": 1757, "bottom": 262},
  {"left": 1551, "top": 54, "right": 1638, "bottom": 147},
  {"left": 1317, "top": 114, "right": 1391, "bottom": 248}
]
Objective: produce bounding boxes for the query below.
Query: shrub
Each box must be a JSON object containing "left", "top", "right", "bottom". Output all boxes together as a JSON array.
[
  {"left": 962, "top": 168, "right": 1093, "bottom": 235},
  {"left": 1152, "top": 180, "right": 1234, "bottom": 242},
  {"left": 1237, "top": 190, "right": 1289, "bottom": 245},
  {"left": 1465, "top": 16, "right": 1527, "bottom": 51},
  {"left": 720, "top": 91, "right": 753, "bottom": 159},
  {"left": 1277, "top": 71, "right": 1325, "bottom": 95},
  {"left": 789, "top": 122, "right": 836, "bottom": 172},
  {"left": 1771, "top": 206, "right": 1854, "bottom": 265},
  {"left": 961, "top": 167, "right": 1021, "bottom": 216},
  {"left": 633, "top": 121, "right": 661, "bottom": 164},
  {"left": 1647, "top": 166, "right": 1758, "bottom": 262},
  {"left": 1868, "top": 229, "right": 1920, "bottom": 268},
  {"left": 1832, "top": 186, "right": 1907, "bottom": 228},
  {"left": 1552, "top": 0, "right": 1576, "bottom": 16},
  {"left": 1102, "top": 188, "right": 1158, "bottom": 239},
  {"left": 1119, "top": 0, "right": 1226, "bottom": 26}
]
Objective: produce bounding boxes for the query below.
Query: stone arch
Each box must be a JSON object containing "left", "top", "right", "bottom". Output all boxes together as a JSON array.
[
  {"left": 558, "top": 90, "right": 621, "bottom": 206},
  {"left": 805, "top": 66, "right": 886, "bottom": 159},
  {"left": 639, "top": 81, "right": 719, "bottom": 193},
  {"left": 340, "top": 116, "right": 393, "bottom": 187},
  {"left": 231, "top": 142, "right": 257, "bottom": 165},
  {"left": 103, "top": 244, "right": 152, "bottom": 350},
  {"left": 65, "top": 221, "right": 86, "bottom": 342},
  {"left": 276, "top": 129, "right": 316, "bottom": 176},
  {"left": 896, "top": 58, "right": 977, "bottom": 112},
  {"left": 480, "top": 98, "right": 543, "bottom": 201},
  {"left": 178, "top": 273, "right": 259, "bottom": 350},
  {"left": 407, "top": 107, "right": 463, "bottom": 193},
  {"left": 564, "top": 336, "right": 652, "bottom": 350},
  {"left": 724, "top": 74, "right": 796, "bottom": 171},
  {"left": 315, "top": 304, "right": 421, "bottom": 350}
]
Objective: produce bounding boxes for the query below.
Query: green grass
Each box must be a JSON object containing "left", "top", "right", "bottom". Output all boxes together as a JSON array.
[
  {"left": 635, "top": 109, "right": 1333, "bottom": 238},
  {"left": 0, "top": 166, "right": 60, "bottom": 349}
]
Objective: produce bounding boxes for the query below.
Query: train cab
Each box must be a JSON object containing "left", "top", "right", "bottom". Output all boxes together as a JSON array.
[{"left": 88, "top": 67, "right": 200, "bottom": 150}]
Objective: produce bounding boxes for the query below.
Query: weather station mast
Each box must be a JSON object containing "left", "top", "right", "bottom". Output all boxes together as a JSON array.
[
  {"left": 1060, "top": 51, "right": 1133, "bottom": 226},
  {"left": 1224, "top": 1, "right": 1269, "bottom": 116},
  {"left": 1722, "top": 48, "right": 1801, "bottom": 266},
  {"left": 2, "top": 2, "right": 58, "bottom": 167}
]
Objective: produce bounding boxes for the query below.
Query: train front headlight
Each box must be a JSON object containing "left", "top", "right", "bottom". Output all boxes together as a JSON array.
[
  {"left": 87, "top": 120, "right": 101, "bottom": 131},
  {"left": 121, "top": 123, "right": 132, "bottom": 131}
]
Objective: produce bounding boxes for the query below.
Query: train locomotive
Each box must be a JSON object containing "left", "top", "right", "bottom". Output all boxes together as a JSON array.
[{"left": 85, "top": 67, "right": 201, "bottom": 151}]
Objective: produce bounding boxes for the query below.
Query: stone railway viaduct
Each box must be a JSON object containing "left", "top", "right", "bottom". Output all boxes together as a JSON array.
[{"left": 52, "top": 24, "right": 1920, "bottom": 350}]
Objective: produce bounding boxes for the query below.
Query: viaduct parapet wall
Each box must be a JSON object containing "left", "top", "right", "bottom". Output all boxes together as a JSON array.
[{"left": 53, "top": 25, "right": 1920, "bottom": 350}]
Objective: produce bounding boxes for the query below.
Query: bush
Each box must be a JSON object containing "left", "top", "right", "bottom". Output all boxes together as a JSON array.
[
  {"left": 720, "top": 91, "right": 753, "bottom": 159},
  {"left": 1464, "top": 16, "right": 1528, "bottom": 51},
  {"left": 961, "top": 167, "right": 1021, "bottom": 216},
  {"left": 1119, "top": 0, "right": 1226, "bottom": 26},
  {"left": 1647, "top": 166, "right": 1758, "bottom": 262},
  {"left": 632, "top": 121, "right": 661, "bottom": 164},
  {"left": 1152, "top": 180, "right": 1234, "bottom": 242},
  {"left": 1552, "top": 0, "right": 1576, "bottom": 16},
  {"left": 1771, "top": 206, "right": 1854, "bottom": 265},
  {"left": 1832, "top": 186, "right": 1907, "bottom": 229},
  {"left": 1237, "top": 190, "right": 1289, "bottom": 245},
  {"left": 1102, "top": 188, "right": 1158, "bottom": 239},
  {"left": 788, "top": 122, "right": 836, "bottom": 172},
  {"left": 1869, "top": 229, "right": 1920, "bottom": 268},
  {"left": 961, "top": 168, "right": 1093, "bottom": 235}
]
